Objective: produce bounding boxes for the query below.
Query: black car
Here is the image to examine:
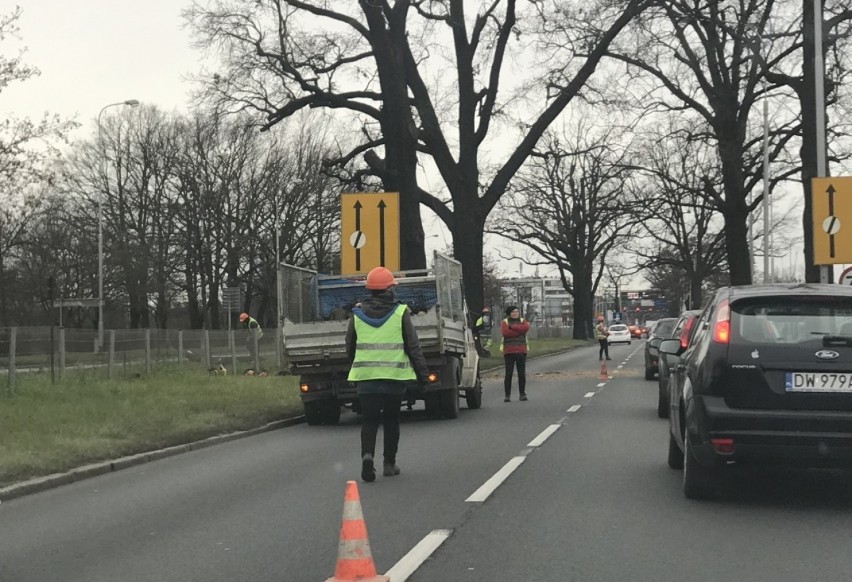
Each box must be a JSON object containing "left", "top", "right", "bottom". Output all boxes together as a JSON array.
[
  {"left": 644, "top": 318, "right": 678, "bottom": 380},
  {"left": 660, "top": 283, "right": 852, "bottom": 499},
  {"left": 656, "top": 310, "right": 702, "bottom": 418}
]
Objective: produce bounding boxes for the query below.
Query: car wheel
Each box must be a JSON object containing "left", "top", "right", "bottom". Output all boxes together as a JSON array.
[
  {"left": 667, "top": 431, "right": 683, "bottom": 469},
  {"left": 645, "top": 366, "right": 654, "bottom": 381},
  {"left": 657, "top": 385, "right": 669, "bottom": 419},
  {"left": 683, "top": 431, "right": 717, "bottom": 499},
  {"left": 465, "top": 372, "right": 483, "bottom": 409}
]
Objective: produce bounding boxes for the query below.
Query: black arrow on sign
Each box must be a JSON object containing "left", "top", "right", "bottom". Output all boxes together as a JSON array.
[
  {"left": 378, "top": 199, "right": 386, "bottom": 266},
  {"left": 354, "top": 200, "right": 362, "bottom": 271},
  {"left": 827, "top": 184, "right": 836, "bottom": 258}
]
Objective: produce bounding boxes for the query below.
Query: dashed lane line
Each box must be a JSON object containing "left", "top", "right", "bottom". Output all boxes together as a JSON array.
[
  {"left": 386, "top": 529, "right": 453, "bottom": 582},
  {"left": 567, "top": 404, "right": 582, "bottom": 412},
  {"left": 465, "top": 456, "right": 526, "bottom": 503},
  {"left": 527, "top": 424, "right": 561, "bottom": 448},
  {"left": 584, "top": 392, "right": 596, "bottom": 398}
]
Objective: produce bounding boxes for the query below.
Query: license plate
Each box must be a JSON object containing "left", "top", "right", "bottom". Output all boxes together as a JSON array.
[{"left": 785, "top": 372, "right": 852, "bottom": 392}]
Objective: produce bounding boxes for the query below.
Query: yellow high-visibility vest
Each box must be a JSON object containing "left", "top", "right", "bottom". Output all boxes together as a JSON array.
[{"left": 348, "top": 304, "right": 416, "bottom": 382}]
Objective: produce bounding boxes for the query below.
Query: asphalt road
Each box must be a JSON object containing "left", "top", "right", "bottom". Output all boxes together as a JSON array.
[{"left": 4, "top": 342, "right": 852, "bottom": 581}]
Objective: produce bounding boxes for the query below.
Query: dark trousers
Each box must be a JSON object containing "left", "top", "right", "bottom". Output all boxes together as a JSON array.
[
  {"left": 504, "top": 353, "right": 527, "bottom": 396},
  {"left": 598, "top": 339, "right": 609, "bottom": 360},
  {"left": 360, "top": 393, "right": 404, "bottom": 464}
]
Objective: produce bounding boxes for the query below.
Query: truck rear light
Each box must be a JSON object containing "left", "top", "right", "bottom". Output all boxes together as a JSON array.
[
  {"left": 299, "top": 383, "right": 310, "bottom": 393},
  {"left": 712, "top": 299, "right": 730, "bottom": 344},
  {"left": 427, "top": 372, "right": 439, "bottom": 383},
  {"left": 711, "top": 437, "right": 735, "bottom": 454}
]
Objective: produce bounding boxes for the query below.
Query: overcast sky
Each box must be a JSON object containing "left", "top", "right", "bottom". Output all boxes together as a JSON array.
[
  {"left": 2, "top": 1, "right": 200, "bottom": 127},
  {"left": 3, "top": 1, "right": 839, "bottom": 285}
]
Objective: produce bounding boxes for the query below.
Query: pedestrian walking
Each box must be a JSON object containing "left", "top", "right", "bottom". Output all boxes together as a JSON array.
[
  {"left": 501, "top": 305, "right": 529, "bottom": 402},
  {"left": 595, "top": 316, "right": 611, "bottom": 361},
  {"left": 239, "top": 312, "right": 263, "bottom": 363},
  {"left": 346, "top": 266, "right": 429, "bottom": 483}
]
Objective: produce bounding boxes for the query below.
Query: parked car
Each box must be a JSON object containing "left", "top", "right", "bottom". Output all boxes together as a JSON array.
[
  {"left": 644, "top": 318, "right": 678, "bottom": 381},
  {"left": 607, "top": 324, "right": 632, "bottom": 345},
  {"left": 660, "top": 284, "right": 852, "bottom": 500},
  {"left": 657, "top": 310, "right": 702, "bottom": 418}
]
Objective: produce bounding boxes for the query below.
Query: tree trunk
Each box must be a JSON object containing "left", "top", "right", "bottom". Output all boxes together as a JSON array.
[
  {"left": 452, "top": 211, "right": 485, "bottom": 314},
  {"left": 571, "top": 278, "right": 594, "bottom": 341}
]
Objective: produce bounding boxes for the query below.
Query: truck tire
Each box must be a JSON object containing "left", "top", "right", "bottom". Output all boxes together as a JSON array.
[
  {"left": 440, "top": 387, "right": 460, "bottom": 419},
  {"left": 465, "top": 373, "right": 483, "bottom": 410},
  {"left": 304, "top": 401, "right": 324, "bottom": 425},
  {"left": 439, "top": 358, "right": 460, "bottom": 419},
  {"left": 323, "top": 400, "right": 341, "bottom": 425},
  {"left": 424, "top": 393, "right": 441, "bottom": 418}
]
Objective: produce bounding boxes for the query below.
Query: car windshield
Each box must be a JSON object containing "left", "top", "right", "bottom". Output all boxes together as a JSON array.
[
  {"left": 732, "top": 296, "right": 852, "bottom": 345},
  {"left": 609, "top": 325, "right": 628, "bottom": 332}
]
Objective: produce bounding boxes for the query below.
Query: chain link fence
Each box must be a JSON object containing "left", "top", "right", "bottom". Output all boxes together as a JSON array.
[{"left": 0, "top": 326, "right": 282, "bottom": 387}]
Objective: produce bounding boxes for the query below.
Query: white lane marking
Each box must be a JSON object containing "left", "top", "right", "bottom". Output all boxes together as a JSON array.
[
  {"left": 527, "top": 424, "right": 561, "bottom": 447},
  {"left": 386, "top": 529, "right": 452, "bottom": 582},
  {"left": 584, "top": 392, "right": 596, "bottom": 398},
  {"left": 617, "top": 365, "right": 624, "bottom": 369},
  {"left": 567, "top": 404, "right": 581, "bottom": 412},
  {"left": 596, "top": 382, "right": 606, "bottom": 388},
  {"left": 465, "top": 456, "right": 526, "bottom": 503}
]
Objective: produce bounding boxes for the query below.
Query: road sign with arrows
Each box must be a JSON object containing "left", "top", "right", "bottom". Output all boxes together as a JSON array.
[
  {"left": 812, "top": 177, "right": 852, "bottom": 264},
  {"left": 340, "top": 192, "right": 400, "bottom": 275}
]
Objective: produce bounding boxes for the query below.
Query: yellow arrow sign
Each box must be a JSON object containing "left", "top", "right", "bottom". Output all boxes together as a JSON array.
[
  {"left": 340, "top": 192, "right": 400, "bottom": 275},
  {"left": 812, "top": 177, "right": 852, "bottom": 264}
]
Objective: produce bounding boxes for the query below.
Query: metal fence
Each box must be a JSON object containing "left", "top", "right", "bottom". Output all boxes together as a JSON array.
[{"left": 0, "top": 326, "right": 282, "bottom": 386}]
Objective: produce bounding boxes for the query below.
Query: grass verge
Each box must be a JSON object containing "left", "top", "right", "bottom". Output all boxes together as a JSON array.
[
  {"left": 0, "top": 366, "right": 302, "bottom": 488},
  {"left": 1, "top": 337, "right": 591, "bottom": 489}
]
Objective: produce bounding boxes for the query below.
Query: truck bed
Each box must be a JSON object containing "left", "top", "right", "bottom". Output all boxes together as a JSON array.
[{"left": 282, "top": 307, "right": 468, "bottom": 372}]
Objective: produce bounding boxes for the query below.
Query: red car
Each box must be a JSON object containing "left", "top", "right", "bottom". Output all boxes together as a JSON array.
[{"left": 629, "top": 325, "right": 645, "bottom": 339}]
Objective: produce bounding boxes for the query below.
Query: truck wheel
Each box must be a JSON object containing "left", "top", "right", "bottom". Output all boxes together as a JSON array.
[
  {"left": 439, "top": 358, "right": 460, "bottom": 419},
  {"left": 323, "top": 400, "right": 341, "bottom": 425},
  {"left": 424, "top": 393, "right": 441, "bottom": 418},
  {"left": 465, "top": 375, "right": 483, "bottom": 410},
  {"left": 304, "top": 401, "right": 323, "bottom": 425},
  {"left": 440, "top": 388, "right": 460, "bottom": 419}
]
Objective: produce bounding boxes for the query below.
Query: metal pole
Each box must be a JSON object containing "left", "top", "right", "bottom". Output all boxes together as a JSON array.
[
  {"left": 763, "top": 92, "right": 771, "bottom": 283},
  {"left": 813, "top": 0, "right": 832, "bottom": 284},
  {"left": 97, "top": 99, "right": 140, "bottom": 350}
]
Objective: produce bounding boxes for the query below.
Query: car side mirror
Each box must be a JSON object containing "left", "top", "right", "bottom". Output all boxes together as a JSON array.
[
  {"left": 658, "top": 338, "right": 682, "bottom": 355},
  {"left": 649, "top": 337, "right": 662, "bottom": 348}
]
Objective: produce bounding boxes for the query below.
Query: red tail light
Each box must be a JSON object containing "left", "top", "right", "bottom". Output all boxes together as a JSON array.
[
  {"left": 712, "top": 299, "right": 730, "bottom": 344},
  {"left": 711, "top": 437, "right": 735, "bottom": 454}
]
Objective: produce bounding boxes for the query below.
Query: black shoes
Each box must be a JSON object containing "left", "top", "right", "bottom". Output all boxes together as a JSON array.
[
  {"left": 361, "top": 454, "right": 376, "bottom": 482},
  {"left": 504, "top": 396, "right": 510, "bottom": 402},
  {"left": 519, "top": 394, "right": 528, "bottom": 401},
  {"left": 383, "top": 463, "right": 401, "bottom": 477}
]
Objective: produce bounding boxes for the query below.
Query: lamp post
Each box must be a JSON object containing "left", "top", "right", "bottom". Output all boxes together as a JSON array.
[{"left": 97, "top": 99, "right": 140, "bottom": 350}]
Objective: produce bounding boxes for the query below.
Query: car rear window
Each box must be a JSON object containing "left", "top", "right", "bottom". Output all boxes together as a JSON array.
[
  {"left": 653, "top": 321, "right": 676, "bottom": 337},
  {"left": 610, "top": 325, "right": 628, "bottom": 331},
  {"left": 731, "top": 296, "right": 852, "bottom": 345}
]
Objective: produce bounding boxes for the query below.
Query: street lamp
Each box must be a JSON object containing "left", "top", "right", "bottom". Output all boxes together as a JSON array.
[{"left": 97, "top": 99, "right": 140, "bottom": 350}]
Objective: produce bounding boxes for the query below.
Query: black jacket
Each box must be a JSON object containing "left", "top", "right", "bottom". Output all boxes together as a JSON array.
[{"left": 345, "top": 289, "right": 429, "bottom": 381}]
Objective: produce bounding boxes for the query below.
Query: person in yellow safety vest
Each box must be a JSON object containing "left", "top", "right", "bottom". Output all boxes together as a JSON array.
[
  {"left": 239, "top": 312, "right": 263, "bottom": 362},
  {"left": 473, "top": 306, "right": 493, "bottom": 356},
  {"left": 346, "top": 266, "right": 429, "bottom": 483},
  {"left": 595, "top": 315, "right": 611, "bottom": 361}
]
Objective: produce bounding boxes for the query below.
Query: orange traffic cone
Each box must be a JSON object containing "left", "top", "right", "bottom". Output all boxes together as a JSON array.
[
  {"left": 599, "top": 359, "right": 609, "bottom": 381},
  {"left": 325, "top": 480, "right": 389, "bottom": 582}
]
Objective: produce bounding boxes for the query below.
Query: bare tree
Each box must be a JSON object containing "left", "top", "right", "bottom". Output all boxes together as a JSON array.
[
  {"left": 604, "top": 0, "right": 803, "bottom": 285},
  {"left": 184, "top": 0, "right": 649, "bottom": 312},
  {"left": 493, "top": 126, "right": 641, "bottom": 340}
]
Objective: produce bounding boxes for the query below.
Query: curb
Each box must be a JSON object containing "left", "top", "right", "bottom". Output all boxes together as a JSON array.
[{"left": 0, "top": 415, "right": 305, "bottom": 503}]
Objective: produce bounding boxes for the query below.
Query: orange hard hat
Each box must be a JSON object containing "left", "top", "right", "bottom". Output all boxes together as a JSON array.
[
  {"left": 239, "top": 312, "right": 249, "bottom": 322},
  {"left": 365, "top": 267, "right": 397, "bottom": 290}
]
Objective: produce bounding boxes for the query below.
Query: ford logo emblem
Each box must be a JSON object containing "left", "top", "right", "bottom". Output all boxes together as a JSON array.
[{"left": 816, "top": 350, "right": 840, "bottom": 360}]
